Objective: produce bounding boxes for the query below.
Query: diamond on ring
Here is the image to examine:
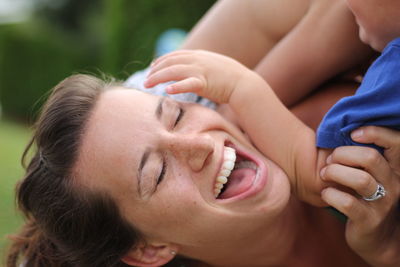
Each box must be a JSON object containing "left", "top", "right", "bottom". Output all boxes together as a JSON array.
[{"left": 363, "top": 183, "right": 386, "bottom": 202}]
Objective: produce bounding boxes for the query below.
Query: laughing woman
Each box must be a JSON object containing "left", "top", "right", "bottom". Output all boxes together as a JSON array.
[{"left": 6, "top": 74, "right": 400, "bottom": 267}]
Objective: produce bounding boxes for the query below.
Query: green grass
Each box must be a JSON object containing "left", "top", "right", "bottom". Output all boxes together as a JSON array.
[{"left": 0, "top": 119, "right": 31, "bottom": 263}]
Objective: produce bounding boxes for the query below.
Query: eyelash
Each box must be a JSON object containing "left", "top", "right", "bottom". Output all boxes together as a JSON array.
[
  {"left": 157, "top": 105, "right": 184, "bottom": 188},
  {"left": 157, "top": 160, "right": 167, "bottom": 185},
  {"left": 174, "top": 107, "right": 184, "bottom": 127}
]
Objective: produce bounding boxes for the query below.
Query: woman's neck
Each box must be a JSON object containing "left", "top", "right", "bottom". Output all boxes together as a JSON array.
[
  {"left": 286, "top": 202, "right": 369, "bottom": 267},
  {"left": 197, "top": 196, "right": 309, "bottom": 266},
  {"left": 199, "top": 197, "right": 368, "bottom": 267}
]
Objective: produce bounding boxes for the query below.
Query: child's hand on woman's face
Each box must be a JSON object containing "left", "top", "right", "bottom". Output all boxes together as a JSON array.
[
  {"left": 144, "top": 50, "right": 254, "bottom": 104},
  {"left": 320, "top": 126, "right": 400, "bottom": 266}
]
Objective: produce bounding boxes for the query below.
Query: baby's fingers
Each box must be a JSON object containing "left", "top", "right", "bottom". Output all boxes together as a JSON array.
[
  {"left": 166, "top": 77, "right": 205, "bottom": 95},
  {"left": 144, "top": 65, "right": 195, "bottom": 88},
  {"left": 151, "top": 50, "right": 196, "bottom": 68},
  {"left": 149, "top": 54, "right": 195, "bottom": 77}
]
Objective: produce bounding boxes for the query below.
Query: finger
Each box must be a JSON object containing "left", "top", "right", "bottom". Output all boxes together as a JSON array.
[
  {"left": 328, "top": 146, "right": 391, "bottom": 184},
  {"left": 151, "top": 50, "right": 195, "bottom": 68},
  {"left": 144, "top": 65, "right": 197, "bottom": 88},
  {"left": 149, "top": 55, "right": 194, "bottom": 77},
  {"left": 166, "top": 77, "right": 204, "bottom": 95},
  {"left": 321, "top": 187, "right": 368, "bottom": 223},
  {"left": 351, "top": 126, "right": 400, "bottom": 149},
  {"left": 351, "top": 126, "right": 400, "bottom": 171},
  {"left": 321, "top": 163, "right": 379, "bottom": 198}
]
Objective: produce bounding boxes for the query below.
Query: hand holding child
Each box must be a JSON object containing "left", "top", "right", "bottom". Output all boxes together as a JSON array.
[
  {"left": 351, "top": 126, "right": 400, "bottom": 176},
  {"left": 321, "top": 126, "right": 400, "bottom": 266}
]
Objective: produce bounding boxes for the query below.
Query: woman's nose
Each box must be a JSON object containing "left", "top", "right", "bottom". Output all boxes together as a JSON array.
[{"left": 167, "top": 134, "right": 214, "bottom": 172}]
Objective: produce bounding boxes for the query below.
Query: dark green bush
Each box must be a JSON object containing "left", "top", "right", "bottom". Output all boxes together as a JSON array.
[
  {"left": 0, "top": 0, "right": 215, "bottom": 121},
  {"left": 0, "top": 22, "right": 96, "bottom": 121},
  {"left": 100, "top": 0, "right": 216, "bottom": 77}
]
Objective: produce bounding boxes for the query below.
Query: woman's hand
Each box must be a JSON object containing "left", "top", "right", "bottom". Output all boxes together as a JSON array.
[
  {"left": 144, "top": 50, "right": 254, "bottom": 104},
  {"left": 351, "top": 126, "right": 400, "bottom": 176},
  {"left": 320, "top": 144, "right": 400, "bottom": 266}
]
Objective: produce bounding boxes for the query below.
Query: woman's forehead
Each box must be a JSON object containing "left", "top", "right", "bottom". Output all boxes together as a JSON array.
[{"left": 100, "top": 88, "right": 158, "bottom": 113}]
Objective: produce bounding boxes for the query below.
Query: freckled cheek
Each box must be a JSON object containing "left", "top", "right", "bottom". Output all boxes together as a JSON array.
[
  {"left": 142, "top": 195, "right": 202, "bottom": 238},
  {"left": 164, "top": 180, "right": 202, "bottom": 211},
  {"left": 166, "top": 182, "right": 199, "bottom": 209}
]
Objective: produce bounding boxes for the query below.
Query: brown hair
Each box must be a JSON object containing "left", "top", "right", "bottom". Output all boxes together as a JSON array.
[{"left": 6, "top": 74, "right": 141, "bottom": 267}]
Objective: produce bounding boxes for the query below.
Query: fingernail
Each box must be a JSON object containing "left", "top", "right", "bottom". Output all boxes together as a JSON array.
[
  {"left": 320, "top": 167, "right": 326, "bottom": 179},
  {"left": 351, "top": 129, "right": 363, "bottom": 139},
  {"left": 165, "top": 85, "right": 173, "bottom": 93},
  {"left": 321, "top": 188, "right": 329, "bottom": 197},
  {"left": 146, "top": 70, "right": 152, "bottom": 78},
  {"left": 326, "top": 155, "right": 332, "bottom": 164}
]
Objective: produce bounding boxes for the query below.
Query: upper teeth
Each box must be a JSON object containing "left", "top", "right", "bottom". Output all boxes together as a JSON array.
[{"left": 214, "top": 146, "right": 236, "bottom": 197}]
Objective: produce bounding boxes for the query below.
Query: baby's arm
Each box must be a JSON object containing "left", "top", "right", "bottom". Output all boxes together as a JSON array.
[
  {"left": 231, "top": 69, "right": 331, "bottom": 207},
  {"left": 146, "top": 50, "right": 329, "bottom": 206}
]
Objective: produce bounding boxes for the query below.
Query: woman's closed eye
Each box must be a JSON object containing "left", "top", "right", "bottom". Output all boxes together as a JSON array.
[
  {"left": 174, "top": 106, "right": 184, "bottom": 127},
  {"left": 154, "top": 103, "right": 184, "bottom": 192},
  {"left": 157, "top": 160, "right": 167, "bottom": 186},
  {"left": 156, "top": 102, "right": 185, "bottom": 189}
]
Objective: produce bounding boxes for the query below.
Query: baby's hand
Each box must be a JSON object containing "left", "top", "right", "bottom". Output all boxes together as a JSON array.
[
  {"left": 144, "top": 50, "right": 254, "bottom": 104},
  {"left": 320, "top": 146, "right": 400, "bottom": 266}
]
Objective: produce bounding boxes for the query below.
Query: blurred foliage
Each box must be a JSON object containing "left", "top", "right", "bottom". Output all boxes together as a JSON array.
[
  {"left": 0, "top": 119, "right": 30, "bottom": 259},
  {"left": 0, "top": 0, "right": 215, "bottom": 121},
  {"left": 0, "top": 21, "right": 95, "bottom": 122}
]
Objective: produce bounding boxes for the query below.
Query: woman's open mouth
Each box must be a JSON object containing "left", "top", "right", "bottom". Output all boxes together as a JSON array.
[{"left": 214, "top": 145, "right": 261, "bottom": 200}]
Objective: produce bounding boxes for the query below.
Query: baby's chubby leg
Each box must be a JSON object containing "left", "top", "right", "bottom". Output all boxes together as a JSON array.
[
  {"left": 181, "top": 0, "right": 312, "bottom": 68},
  {"left": 255, "top": 0, "right": 373, "bottom": 107}
]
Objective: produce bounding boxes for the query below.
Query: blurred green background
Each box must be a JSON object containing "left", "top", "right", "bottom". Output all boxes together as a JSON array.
[{"left": 0, "top": 0, "right": 215, "bottom": 263}]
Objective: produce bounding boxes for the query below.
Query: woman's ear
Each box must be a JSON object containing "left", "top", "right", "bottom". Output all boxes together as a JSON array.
[{"left": 121, "top": 242, "right": 179, "bottom": 267}]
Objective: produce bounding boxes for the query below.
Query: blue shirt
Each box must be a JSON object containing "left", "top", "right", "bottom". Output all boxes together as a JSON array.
[{"left": 317, "top": 38, "right": 400, "bottom": 150}]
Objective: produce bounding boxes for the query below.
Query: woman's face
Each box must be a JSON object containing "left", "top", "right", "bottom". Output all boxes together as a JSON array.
[{"left": 76, "top": 88, "right": 291, "bottom": 257}]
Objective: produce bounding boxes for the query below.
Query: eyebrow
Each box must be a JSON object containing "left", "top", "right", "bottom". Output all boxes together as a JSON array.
[{"left": 137, "top": 147, "right": 151, "bottom": 196}]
